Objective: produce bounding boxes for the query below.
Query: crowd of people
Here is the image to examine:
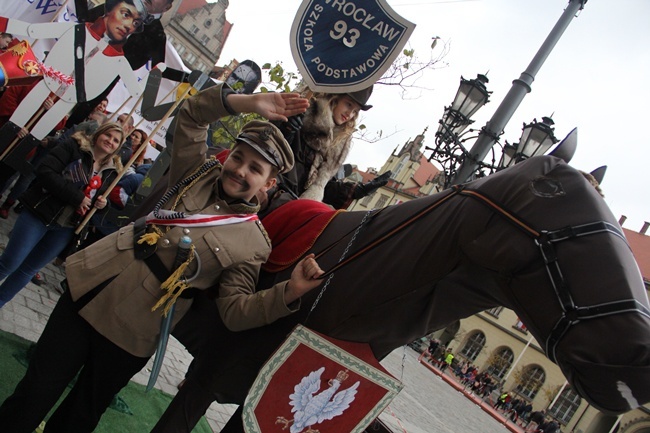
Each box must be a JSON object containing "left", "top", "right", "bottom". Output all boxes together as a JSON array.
[{"left": 419, "top": 339, "right": 564, "bottom": 433}]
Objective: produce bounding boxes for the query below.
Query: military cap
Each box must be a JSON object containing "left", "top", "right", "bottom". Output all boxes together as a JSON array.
[{"left": 235, "top": 120, "right": 294, "bottom": 174}]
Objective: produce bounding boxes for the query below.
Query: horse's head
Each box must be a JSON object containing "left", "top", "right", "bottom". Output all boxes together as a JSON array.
[{"left": 462, "top": 155, "right": 650, "bottom": 414}]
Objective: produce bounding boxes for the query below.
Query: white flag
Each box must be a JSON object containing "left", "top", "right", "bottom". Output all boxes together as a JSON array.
[{"left": 0, "top": 0, "right": 79, "bottom": 61}]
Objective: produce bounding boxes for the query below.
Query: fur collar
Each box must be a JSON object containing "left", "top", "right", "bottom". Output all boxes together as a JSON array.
[{"left": 300, "top": 97, "right": 354, "bottom": 201}]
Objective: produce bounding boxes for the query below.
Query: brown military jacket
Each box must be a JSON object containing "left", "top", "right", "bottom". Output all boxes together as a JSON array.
[{"left": 65, "top": 84, "right": 297, "bottom": 357}]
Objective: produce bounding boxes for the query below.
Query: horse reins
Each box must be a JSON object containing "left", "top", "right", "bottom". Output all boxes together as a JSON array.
[
  {"left": 455, "top": 186, "right": 650, "bottom": 363},
  {"left": 314, "top": 187, "right": 460, "bottom": 278},
  {"left": 311, "top": 183, "right": 650, "bottom": 363}
]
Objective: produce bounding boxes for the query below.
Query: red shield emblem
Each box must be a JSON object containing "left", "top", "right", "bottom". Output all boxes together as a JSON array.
[
  {"left": 243, "top": 325, "right": 403, "bottom": 433},
  {"left": 0, "top": 41, "right": 43, "bottom": 87}
]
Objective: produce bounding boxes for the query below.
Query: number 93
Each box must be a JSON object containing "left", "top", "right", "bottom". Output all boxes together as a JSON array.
[{"left": 329, "top": 20, "right": 360, "bottom": 48}]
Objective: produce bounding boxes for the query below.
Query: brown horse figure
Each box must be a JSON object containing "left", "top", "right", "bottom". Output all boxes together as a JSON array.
[{"left": 159, "top": 155, "right": 650, "bottom": 433}]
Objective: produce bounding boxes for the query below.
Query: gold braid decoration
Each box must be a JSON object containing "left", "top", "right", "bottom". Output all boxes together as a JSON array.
[
  {"left": 137, "top": 225, "right": 164, "bottom": 246},
  {"left": 170, "top": 161, "right": 220, "bottom": 211},
  {"left": 151, "top": 244, "right": 197, "bottom": 316},
  {"left": 145, "top": 159, "right": 221, "bottom": 316},
  {"left": 137, "top": 160, "right": 220, "bottom": 246}
]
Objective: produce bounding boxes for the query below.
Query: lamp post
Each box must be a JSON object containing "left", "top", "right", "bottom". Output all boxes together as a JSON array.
[
  {"left": 427, "top": 82, "right": 559, "bottom": 188},
  {"left": 498, "top": 116, "right": 559, "bottom": 169},
  {"left": 427, "top": 0, "right": 587, "bottom": 188},
  {"left": 426, "top": 74, "right": 491, "bottom": 187}
]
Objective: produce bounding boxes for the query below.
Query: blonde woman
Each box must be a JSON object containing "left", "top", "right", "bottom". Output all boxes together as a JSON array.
[{"left": 0, "top": 122, "right": 124, "bottom": 307}]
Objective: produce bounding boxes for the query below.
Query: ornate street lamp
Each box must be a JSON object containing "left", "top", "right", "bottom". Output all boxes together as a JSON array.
[
  {"left": 426, "top": 0, "right": 587, "bottom": 190},
  {"left": 427, "top": 74, "right": 492, "bottom": 188},
  {"left": 436, "top": 74, "right": 491, "bottom": 141},
  {"left": 498, "top": 116, "right": 558, "bottom": 168}
]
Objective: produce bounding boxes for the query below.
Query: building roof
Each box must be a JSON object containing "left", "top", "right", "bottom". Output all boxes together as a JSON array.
[
  {"left": 412, "top": 155, "right": 440, "bottom": 187},
  {"left": 623, "top": 227, "right": 650, "bottom": 283},
  {"left": 176, "top": 0, "right": 208, "bottom": 15},
  {"left": 352, "top": 168, "right": 375, "bottom": 183}
]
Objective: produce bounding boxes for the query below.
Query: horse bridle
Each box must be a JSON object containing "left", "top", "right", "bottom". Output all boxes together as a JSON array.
[
  {"left": 456, "top": 186, "right": 650, "bottom": 363},
  {"left": 309, "top": 183, "right": 649, "bottom": 363}
]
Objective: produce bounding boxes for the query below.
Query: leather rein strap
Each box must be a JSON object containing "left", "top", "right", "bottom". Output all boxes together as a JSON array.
[
  {"left": 455, "top": 186, "right": 650, "bottom": 363},
  {"left": 315, "top": 187, "right": 460, "bottom": 278},
  {"left": 314, "top": 183, "right": 649, "bottom": 363}
]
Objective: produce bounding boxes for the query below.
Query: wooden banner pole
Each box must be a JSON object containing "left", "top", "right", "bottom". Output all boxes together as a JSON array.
[{"left": 75, "top": 84, "right": 193, "bottom": 234}]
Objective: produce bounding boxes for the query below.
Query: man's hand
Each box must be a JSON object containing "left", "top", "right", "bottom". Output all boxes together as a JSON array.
[
  {"left": 227, "top": 92, "right": 309, "bottom": 123},
  {"left": 284, "top": 253, "right": 324, "bottom": 305},
  {"left": 43, "top": 97, "right": 55, "bottom": 110}
]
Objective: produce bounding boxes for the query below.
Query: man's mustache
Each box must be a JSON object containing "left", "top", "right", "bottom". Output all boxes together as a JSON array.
[{"left": 222, "top": 169, "right": 250, "bottom": 190}]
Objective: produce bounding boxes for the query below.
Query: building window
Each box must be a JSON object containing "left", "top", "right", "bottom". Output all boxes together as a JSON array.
[
  {"left": 190, "top": 24, "right": 199, "bottom": 35},
  {"left": 392, "top": 155, "right": 409, "bottom": 179},
  {"left": 548, "top": 387, "right": 581, "bottom": 424},
  {"left": 374, "top": 194, "right": 389, "bottom": 209},
  {"left": 360, "top": 193, "right": 374, "bottom": 208},
  {"left": 515, "top": 366, "right": 545, "bottom": 399},
  {"left": 204, "top": 19, "right": 212, "bottom": 28},
  {"left": 200, "top": 35, "right": 210, "bottom": 46},
  {"left": 175, "top": 44, "right": 186, "bottom": 55},
  {"left": 185, "top": 52, "right": 197, "bottom": 64},
  {"left": 485, "top": 306, "right": 503, "bottom": 318},
  {"left": 459, "top": 331, "right": 485, "bottom": 361},
  {"left": 486, "top": 347, "right": 514, "bottom": 380}
]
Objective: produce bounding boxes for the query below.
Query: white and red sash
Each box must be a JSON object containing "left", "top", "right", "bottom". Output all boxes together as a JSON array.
[{"left": 145, "top": 210, "right": 258, "bottom": 228}]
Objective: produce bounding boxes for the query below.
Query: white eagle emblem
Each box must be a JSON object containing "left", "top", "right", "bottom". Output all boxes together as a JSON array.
[{"left": 276, "top": 367, "right": 360, "bottom": 433}]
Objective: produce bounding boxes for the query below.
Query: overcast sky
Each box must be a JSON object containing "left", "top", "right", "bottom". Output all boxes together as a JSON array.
[{"left": 216, "top": 0, "right": 650, "bottom": 233}]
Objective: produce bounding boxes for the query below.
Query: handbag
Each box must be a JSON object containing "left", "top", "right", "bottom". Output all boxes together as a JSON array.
[{"left": 242, "top": 325, "right": 403, "bottom": 433}]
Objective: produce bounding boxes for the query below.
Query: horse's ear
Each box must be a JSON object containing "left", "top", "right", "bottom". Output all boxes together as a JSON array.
[
  {"left": 548, "top": 127, "right": 577, "bottom": 163},
  {"left": 590, "top": 165, "right": 607, "bottom": 185}
]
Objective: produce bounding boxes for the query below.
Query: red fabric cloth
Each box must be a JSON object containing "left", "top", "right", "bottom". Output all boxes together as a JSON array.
[
  {"left": 0, "top": 82, "right": 37, "bottom": 127},
  {"left": 261, "top": 199, "right": 341, "bottom": 272}
]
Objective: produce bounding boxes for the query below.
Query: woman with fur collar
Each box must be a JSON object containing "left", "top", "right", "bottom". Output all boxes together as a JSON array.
[
  {"left": 0, "top": 122, "right": 123, "bottom": 308},
  {"left": 275, "top": 85, "right": 375, "bottom": 208}
]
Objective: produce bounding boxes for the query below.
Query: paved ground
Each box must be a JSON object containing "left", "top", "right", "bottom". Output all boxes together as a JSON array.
[{"left": 0, "top": 202, "right": 521, "bottom": 433}]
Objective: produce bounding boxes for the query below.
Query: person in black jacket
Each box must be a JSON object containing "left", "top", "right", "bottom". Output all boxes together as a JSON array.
[{"left": 0, "top": 122, "right": 124, "bottom": 308}]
